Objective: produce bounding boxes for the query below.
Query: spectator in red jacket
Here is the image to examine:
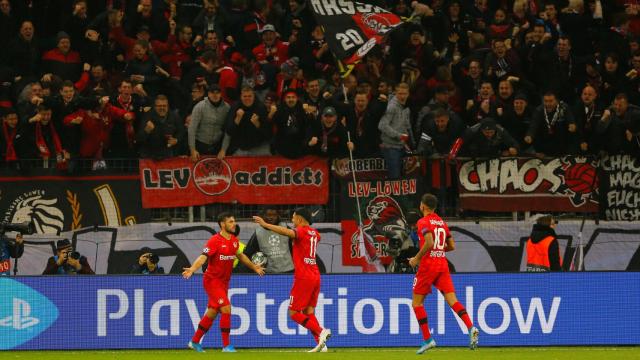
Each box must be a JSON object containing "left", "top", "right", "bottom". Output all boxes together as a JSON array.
[
  {"left": 252, "top": 24, "right": 289, "bottom": 68},
  {"left": 64, "top": 98, "right": 134, "bottom": 164}
]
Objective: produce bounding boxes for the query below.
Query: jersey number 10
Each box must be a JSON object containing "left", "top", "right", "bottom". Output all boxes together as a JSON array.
[{"left": 433, "top": 227, "right": 446, "bottom": 251}]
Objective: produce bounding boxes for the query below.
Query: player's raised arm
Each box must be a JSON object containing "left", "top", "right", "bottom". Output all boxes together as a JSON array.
[
  {"left": 182, "top": 254, "right": 207, "bottom": 279},
  {"left": 253, "top": 216, "right": 296, "bottom": 238},
  {"left": 409, "top": 232, "right": 434, "bottom": 268}
]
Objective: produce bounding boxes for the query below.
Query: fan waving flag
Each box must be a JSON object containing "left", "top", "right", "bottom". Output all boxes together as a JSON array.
[{"left": 309, "top": 0, "right": 404, "bottom": 77}]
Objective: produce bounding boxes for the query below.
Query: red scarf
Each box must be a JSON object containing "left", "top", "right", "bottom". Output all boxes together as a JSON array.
[
  {"left": 35, "top": 121, "right": 63, "bottom": 159},
  {"left": 2, "top": 121, "right": 17, "bottom": 161},
  {"left": 118, "top": 95, "right": 136, "bottom": 147}
]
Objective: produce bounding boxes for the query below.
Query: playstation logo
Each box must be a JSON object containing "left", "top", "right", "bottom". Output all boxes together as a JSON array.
[
  {"left": 0, "top": 298, "right": 40, "bottom": 330},
  {"left": 1, "top": 278, "right": 59, "bottom": 350}
]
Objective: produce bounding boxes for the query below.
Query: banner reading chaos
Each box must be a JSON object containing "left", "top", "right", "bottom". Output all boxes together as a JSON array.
[
  {"left": 457, "top": 156, "right": 599, "bottom": 212},
  {"left": 139, "top": 156, "right": 329, "bottom": 208}
]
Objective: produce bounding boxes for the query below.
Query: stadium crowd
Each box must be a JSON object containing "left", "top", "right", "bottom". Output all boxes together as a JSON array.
[{"left": 0, "top": 0, "right": 639, "bottom": 176}]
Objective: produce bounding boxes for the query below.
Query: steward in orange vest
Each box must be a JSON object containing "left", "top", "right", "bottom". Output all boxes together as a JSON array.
[{"left": 525, "top": 215, "right": 562, "bottom": 272}]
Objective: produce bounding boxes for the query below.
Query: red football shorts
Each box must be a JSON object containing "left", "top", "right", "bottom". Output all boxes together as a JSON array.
[
  {"left": 413, "top": 271, "right": 455, "bottom": 295},
  {"left": 203, "top": 276, "right": 230, "bottom": 309},
  {"left": 289, "top": 277, "right": 321, "bottom": 311}
]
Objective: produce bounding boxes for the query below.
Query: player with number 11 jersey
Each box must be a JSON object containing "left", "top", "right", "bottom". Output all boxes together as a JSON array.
[
  {"left": 253, "top": 207, "right": 331, "bottom": 352},
  {"left": 408, "top": 194, "right": 479, "bottom": 354}
]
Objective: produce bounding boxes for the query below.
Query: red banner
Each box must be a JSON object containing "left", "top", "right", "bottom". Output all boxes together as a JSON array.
[
  {"left": 341, "top": 220, "right": 393, "bottom": 268},
  {"left": 139, "top": 156, "right": 329, "bottom": 208},
  {"left": 458, "top": 156, "right": 599, "bottom": 212}
]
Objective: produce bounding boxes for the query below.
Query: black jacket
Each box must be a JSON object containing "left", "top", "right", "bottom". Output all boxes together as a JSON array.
[
  {"left": 225, "top": 101, "right": 271, "bottom": 153},
  {"left": 528, "top": 223, "right": 562, "bottom": 271},
  {"left": 272, "top": 103, "right": 310, "bottom": 159},
  {"left": 462, "top": 123, "right": 519, "bottom": 158},
  {"left": 136, "top": 110, "right": 185, "bottom": 159}
]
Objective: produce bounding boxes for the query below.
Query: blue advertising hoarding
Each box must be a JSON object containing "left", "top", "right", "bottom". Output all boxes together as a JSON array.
[{"left": 1, "top": 273, "right": 639, "bottom": 350}]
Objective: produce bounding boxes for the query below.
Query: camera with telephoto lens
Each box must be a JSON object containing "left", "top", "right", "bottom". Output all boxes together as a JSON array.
[
  {"left": 148, "top": 254, "right": 159, "bottom": 264},
  {"left": 0, "top": 221, "right": 35, "bottom": 235},
  {"left": 69, "top": 251, "right": 81, "bottom": 260}
]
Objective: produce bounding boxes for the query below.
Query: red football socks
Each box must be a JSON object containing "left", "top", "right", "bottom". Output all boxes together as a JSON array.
[
  {"left": 413, "top": 306, "right": 431, "bottom": 340},
  {"left": 291, "top": 312, "right": 323, "bottom": 337},
  {"left": 192, "top": 315, "right": 214, "bottom": 343},
  {"left": 452, "top": 302, "right": 473, "bottom": 329},
  {"left": 220, "top": 313, "right": 231, "bottom": 347}
]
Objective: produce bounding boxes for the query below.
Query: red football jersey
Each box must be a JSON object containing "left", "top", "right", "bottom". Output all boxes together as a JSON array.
[
  {"left": 416, "top": 213, "right": 451, "bottom": 272},
  {"left": 202, "top": 233, "right": 240, "bottom": 282},
  {"left": 292, "top": 226, "right": 321, "bottom": 280}
]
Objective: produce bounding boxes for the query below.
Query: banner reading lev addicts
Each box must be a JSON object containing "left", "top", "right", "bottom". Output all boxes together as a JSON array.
[
  {"left": 139, "top": 156, "right": 329, "bottom": 208},
  {"left": 457, "top": 156, "right": 599, "bottom": 212},
  {"left": 0, "top": 174, "right": 149, "bottom": 234}
]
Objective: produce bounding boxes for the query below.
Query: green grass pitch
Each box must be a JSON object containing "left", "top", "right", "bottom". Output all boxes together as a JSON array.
[{"left": 3, "top": 347, "right": 640, "bottom": 360}]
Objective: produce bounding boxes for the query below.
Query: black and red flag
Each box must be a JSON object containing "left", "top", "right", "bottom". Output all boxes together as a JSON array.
[{"left": 308, "top": 0, "right": 404, "bottom": 76}]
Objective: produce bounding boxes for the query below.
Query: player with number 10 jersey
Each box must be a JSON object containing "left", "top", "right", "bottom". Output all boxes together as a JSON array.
[
  {"left": 253, "top": 207, "right": 331, "bottom": 352},
  {"left": 408, "top": 194, "right": 479, "bottom": 354}
]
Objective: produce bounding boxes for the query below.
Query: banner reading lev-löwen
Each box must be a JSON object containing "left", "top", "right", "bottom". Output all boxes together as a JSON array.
[
  {"left": 0, "top": 174, "right": 149, "bottom": 234},
  {"left": 139, "top": 156, "right": 329, "bottom": 208},
  {"left": 457, "top": 156, "right": 599, "bottom": 212},
  {"left": 340, "top": 176, "right": 422, "bottom": 266},
  {"left": 2, "top": 273, "right": 639, "bottom": 350}
]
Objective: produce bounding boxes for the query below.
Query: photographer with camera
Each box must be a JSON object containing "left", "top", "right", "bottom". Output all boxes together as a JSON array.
[
  {"left": 130, "top": 247, "right": 165, "bottom": 274},
  {"left": 42, "top": 239, "right": 95, "bottom": 275},
  {"left": 0, "top": 232, "right": 24, "bottom": 276}
]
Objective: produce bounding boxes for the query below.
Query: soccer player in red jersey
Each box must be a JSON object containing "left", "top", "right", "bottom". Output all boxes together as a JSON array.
[
  {"left": 409, "top": 194, "right": 479, "bottom": 354},
  {"left": 183, "top": 212, "right": 265, "bottom": 353},
  {"left": 253, "top": 207, "right": 331, "bottom": 352}
]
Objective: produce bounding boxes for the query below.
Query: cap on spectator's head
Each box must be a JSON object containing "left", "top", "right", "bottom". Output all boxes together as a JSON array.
[
  {"left": 260, "top": 24, "right": 276, "bottom": 34},
  {"left": 139, "top": 247, "right": 152, "bottom": 256},
  {"left": 434, "top": 85, "right": 449, "bottom": 95},
  {"left": 480, "top": 118, "right": 498, "bottom": 131},
  {"left": 514, "top": 92, "right": 528, "bottom": 102},
  {"left": 280, "top": 57, "right": 299, "bottom": 76},
  {"left": 401, "top": 58, "right": 419, "bottom": 72},
  {"left": 283, "top": 89, "right": 298, "bottom": 98},
  {"left": 322, "top": 106, "right": 337, "bottom": 117},
  {"left": 407, "top": 23, "right": 424, "bottom": 35},
  {"left": 56, "top": 31, "right": 70, "bottom": 43},
  {"left": 265, "top": 92, "right": 277, "bottom": 102},
  {"left": 137, "top": 25, "right": 150, "bottom": 34},
  {"left": 56, "top": 239, "right": 72, "bottom": 251},
  {"left": 1, "top": 107, "right": 17, "bottom": 117},
  {"left": 208, "top": 84, "right": 221, "bottom": 93},
  {"left": 293, "top": 207, "right": 313, "bottom": 225}
]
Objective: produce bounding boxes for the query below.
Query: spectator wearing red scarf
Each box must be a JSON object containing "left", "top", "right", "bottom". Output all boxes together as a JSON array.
[
  {"left": 63, "top": 98, "right": 134, "bottom": 160},
  {"left": 0, "top": 108, "right": 27, "bottom": 164}
]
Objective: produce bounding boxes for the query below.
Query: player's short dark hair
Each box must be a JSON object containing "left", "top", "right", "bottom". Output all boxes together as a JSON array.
[
  {"left": 421, "top": 193, "right": 438, "bottom": 210},
  {"left": 293, "top": 207, "right": 312, "bottom": 225},
  {"left": 217, "top": 212, "right": 234, "bottom": 226}
]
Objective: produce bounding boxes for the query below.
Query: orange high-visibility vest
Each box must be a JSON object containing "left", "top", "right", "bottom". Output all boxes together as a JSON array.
[{"left": 526, "top": 236, "right": 561, "bottom": 272}]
